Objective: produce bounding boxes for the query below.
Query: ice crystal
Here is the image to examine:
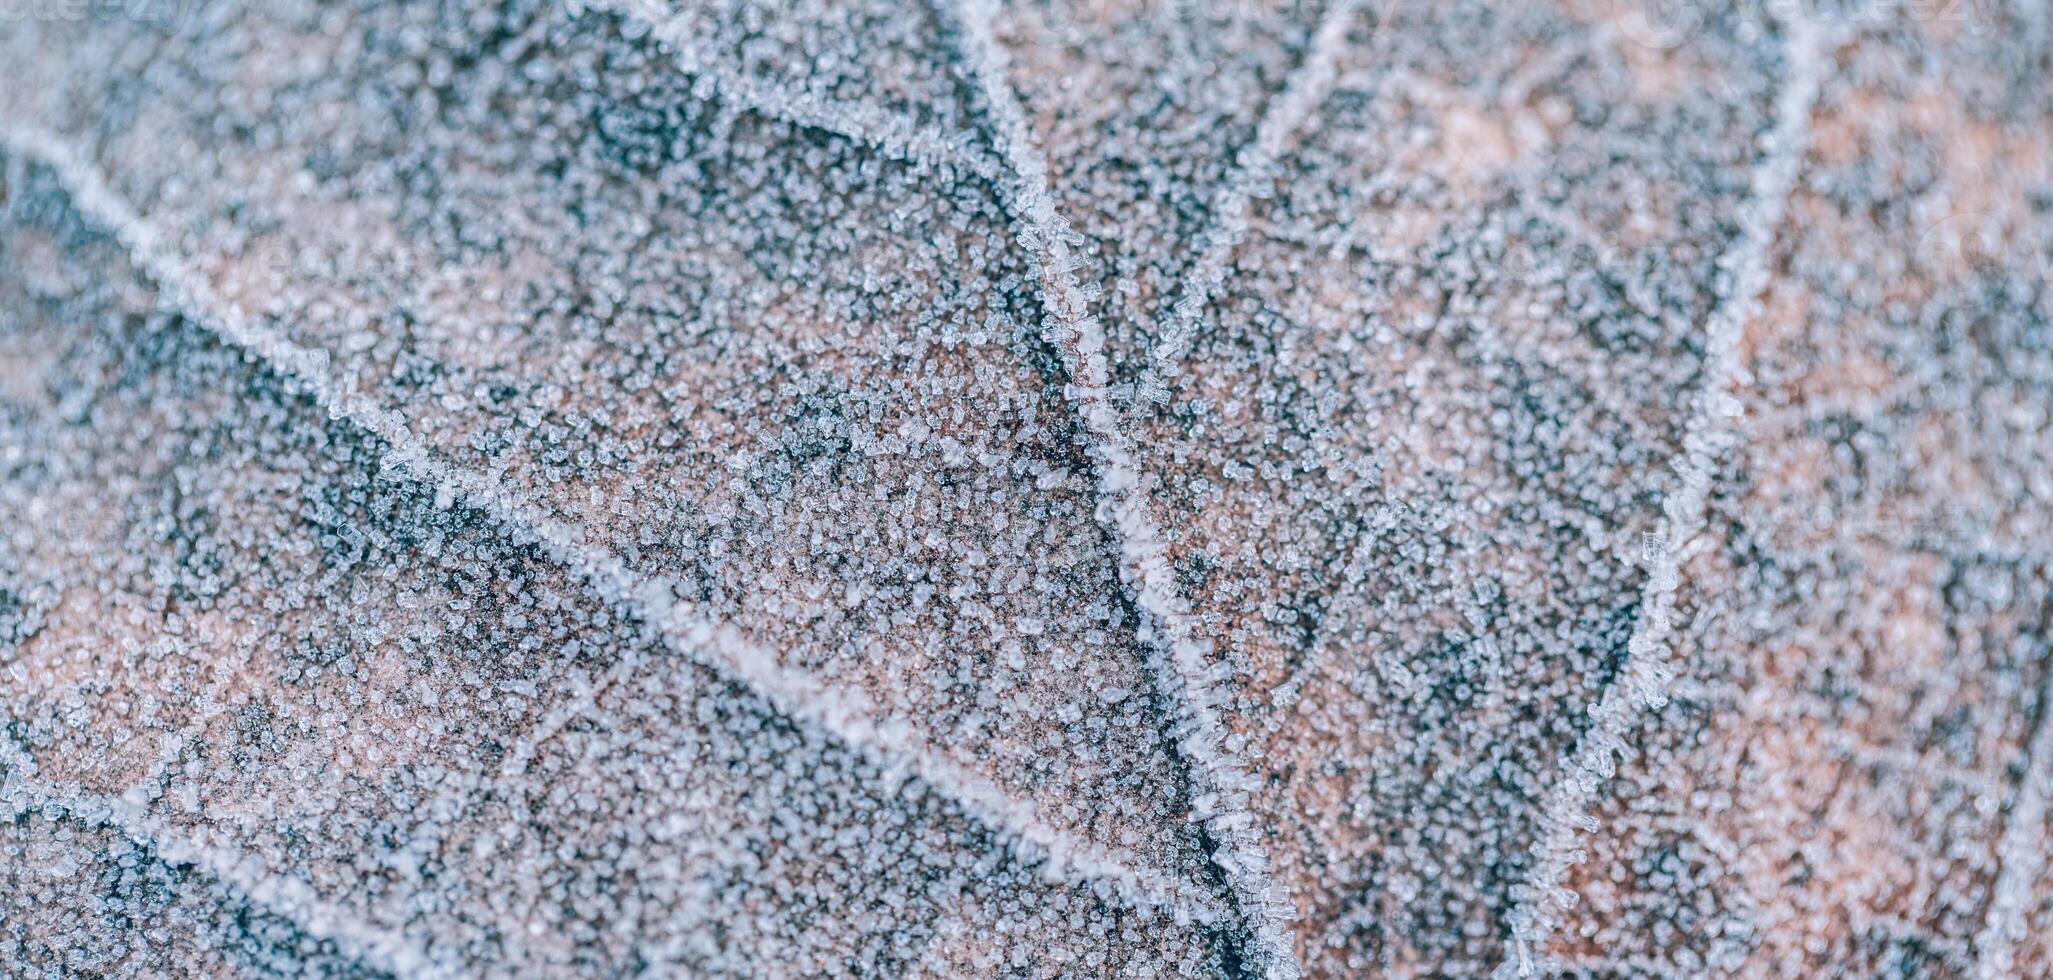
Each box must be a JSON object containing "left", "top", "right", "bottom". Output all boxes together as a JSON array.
[{"left": 1, "top": 1, "right": 2050, "bottom": 977}]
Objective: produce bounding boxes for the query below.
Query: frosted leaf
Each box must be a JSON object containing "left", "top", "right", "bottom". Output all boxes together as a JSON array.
[
  {"left": 607, "top": 0, "right": 985, "bottom": 139},
  {"left": 0, "top": 0, "right": 1212, "bottom": 890},
  {"left": 987, "top": 0, "right": 1342, "bottom": 394},
  {"left": 0, "top": 809, "right": 388, "bottom": 978},
  {"left": 1551, "top": 17, "right": 2053, "bottom": 977},
  {"left": 2, "top": 0, "right": 2051, "bottom": 977},
  {"left": 1118, "top": 3, "right": 1813, "bottom": 971},
  {"left": 0, "top": 180, "right": 1221, "bottom": 976}
]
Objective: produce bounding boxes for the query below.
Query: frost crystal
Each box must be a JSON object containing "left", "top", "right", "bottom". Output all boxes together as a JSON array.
[{"left": 2, "top": 1, "right": 2050, "bottom": 977}]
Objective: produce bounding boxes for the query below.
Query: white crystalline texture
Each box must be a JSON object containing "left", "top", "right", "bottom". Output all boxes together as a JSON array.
[{"left": 0, "top": 1, "right": 2049, "bottom": 977}]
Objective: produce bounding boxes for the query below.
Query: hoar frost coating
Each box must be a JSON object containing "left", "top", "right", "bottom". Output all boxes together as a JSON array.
[{"left": 2, "top": 0, "right": 2051, "bottom": 977}]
